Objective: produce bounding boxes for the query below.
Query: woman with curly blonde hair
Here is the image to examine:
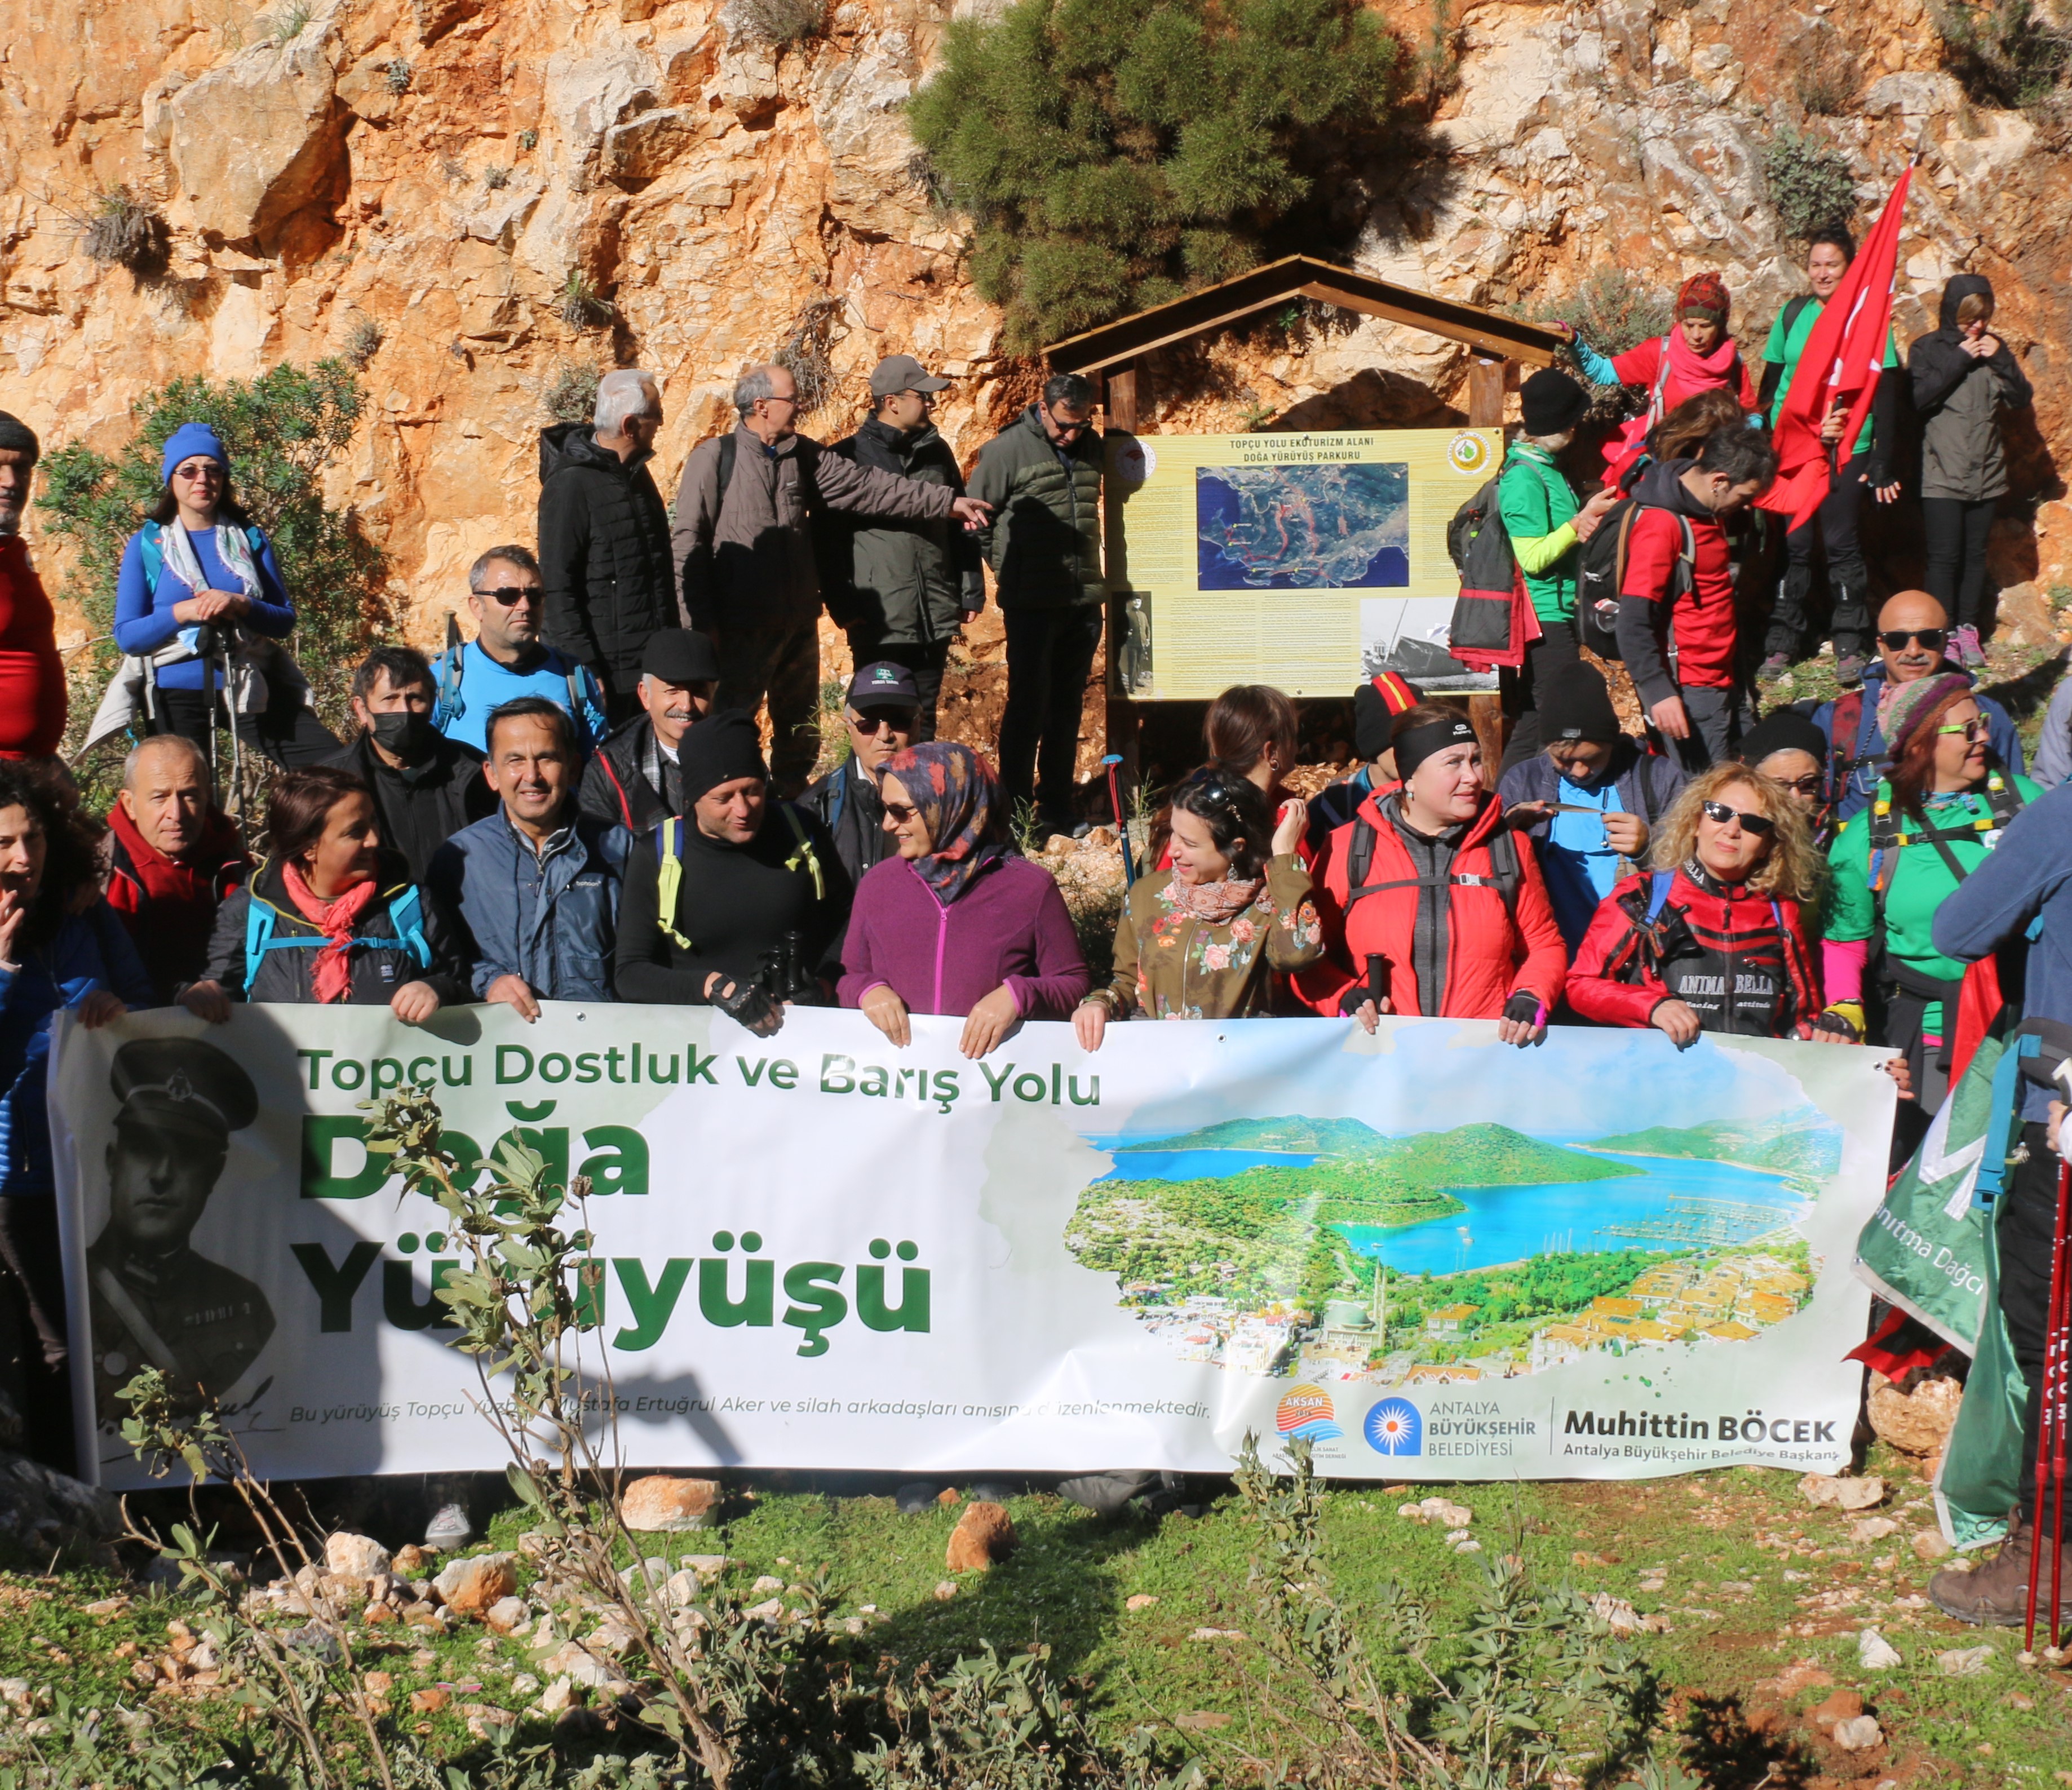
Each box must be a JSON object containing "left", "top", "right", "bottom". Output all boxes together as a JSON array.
[{"left": 1565, "top": 762, "right": 1825, "bottom": 1042}]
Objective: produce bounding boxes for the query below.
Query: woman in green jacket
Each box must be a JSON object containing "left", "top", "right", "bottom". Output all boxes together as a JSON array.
[
  {"left": 1821, "top": 672, "right": 2040, "bottom": 1124},
  {"left": 1498, "top": 370, "right": 1617, "bottom": 759}
]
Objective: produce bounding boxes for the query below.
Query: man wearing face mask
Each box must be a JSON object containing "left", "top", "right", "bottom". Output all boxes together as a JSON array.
[
  {"left": 322, "top": 646, "right": 495, "bottom": 883},
  {"left": 579, "top": 628, "right": 718, "bottom": 834}
]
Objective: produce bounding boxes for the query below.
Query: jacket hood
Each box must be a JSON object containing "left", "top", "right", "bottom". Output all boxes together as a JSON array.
[
  {"left": 860, "top": 415, "right": 941, "bottom": 454},
  {"left": 1937, "top": 274, "right": 1995, "bottom": 333},
  {"left": 1628, "top": 457, "right": 1716, "bottom": 522},
  {"left": 1357, "top": 782, "right": 1506, "bottom": 850},
  {"left": 539, "top": 422, "right": 652, "bottom": 483}
]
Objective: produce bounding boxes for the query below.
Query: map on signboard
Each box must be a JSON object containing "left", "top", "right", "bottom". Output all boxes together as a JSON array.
[{"left": 1196, "top": 461, "right": 1411, "bottom": 591}]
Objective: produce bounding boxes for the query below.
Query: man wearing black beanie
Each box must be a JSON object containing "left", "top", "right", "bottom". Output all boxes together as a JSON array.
[
  {"left": 1497, "top": 661, "right": 1686, "bottom": 951},
  {"left": 612, "top": 709, "right": 849, "bottom": 1028}
]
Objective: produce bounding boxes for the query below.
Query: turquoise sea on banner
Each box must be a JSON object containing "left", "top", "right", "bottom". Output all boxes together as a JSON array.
[{"left": 1088, "top": 1142, "right": 1806, "bottom": 1277}]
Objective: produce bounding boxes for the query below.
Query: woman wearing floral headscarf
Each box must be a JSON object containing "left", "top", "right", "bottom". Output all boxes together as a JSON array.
[
  {"left": 838, "top": 740, "right": 1088, "bottom": 1059},
  {"left": 1074, "top": 765, "right": 1322, "bottom": 1051}
]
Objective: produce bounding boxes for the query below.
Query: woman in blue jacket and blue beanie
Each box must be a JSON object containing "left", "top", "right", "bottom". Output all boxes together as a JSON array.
[
  {"left": 109, "top": 422, "right": 335, "bottom": 770},
  {"left": 0, "top": 761, "right": 153, "bottom": 1470}
]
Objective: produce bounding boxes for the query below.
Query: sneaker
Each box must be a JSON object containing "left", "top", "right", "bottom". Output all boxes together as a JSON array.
[
  {"left": 1835, "top": 652, "right": 1869, "bottom": 688},
  {"left": 1953, "top": 623, "right": 1987, "bottom": 670},
  {"left": 1927, "top": 1516, "right": 2072, "bottom": 1627},
  {"left": 1758, "top": 652, "right": 1794, "bottom": 680},
  {"left": 423, "top": 1501, "right": 473, "bottom": 1551}
]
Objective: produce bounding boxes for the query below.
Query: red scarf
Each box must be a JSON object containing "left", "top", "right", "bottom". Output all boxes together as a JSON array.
[{"left": 279, "top": 862, "right": 380, "bottom": 1003}]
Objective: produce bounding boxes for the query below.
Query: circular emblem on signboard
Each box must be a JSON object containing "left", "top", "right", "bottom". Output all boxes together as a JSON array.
[
  {"left": 1448, "top": 432, "right": 1491, "bottom": 476},
  {"left": 1113, "top": 438, "right": 1156, "bottom": 481}
]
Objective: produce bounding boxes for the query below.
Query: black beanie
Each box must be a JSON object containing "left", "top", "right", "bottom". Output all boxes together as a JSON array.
[
  {"left": 1737, "top": 707, "right": 1828, "bottom": 769},
  {"left": 1538, "top": 661, "right": 1620, "bottom": 746},
  {"left": 678, "top": 709, "right": 768, "bottom": 805},
  {"left": 0, "top": 412, "right": 39, "bottom": 459},
  {"left": 1353, "top": 672, "right": 1424, "bottom": 761},
  {"left": 1520, "top": 368, "right": 1590, "bottom": 437}
]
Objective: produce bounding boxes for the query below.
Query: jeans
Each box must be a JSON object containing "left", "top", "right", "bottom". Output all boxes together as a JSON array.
[
  {"left": 1922, "top": 496, "right": 1998, "bottom": 634},
  {"left": 844, "top": 632, "right": 953, "bottom": 744},
  {"left": 2000, "top": 1125, "right": 2068, "bottom": 1536},
  {"left": 152, "top": 685, "right": 340, "bottom": 778},
  {"left": 1768, "top": 452, "right": 1873, "bottom": 660},
  {"left": 714, "top": 618, "right": 821, "bottom": 796},
  {"left": 999, "top": 605, "right": 1103, "bottom": 820},
  {"left": 1673, "top": 683, "right": 1748, "bottom": 773}
]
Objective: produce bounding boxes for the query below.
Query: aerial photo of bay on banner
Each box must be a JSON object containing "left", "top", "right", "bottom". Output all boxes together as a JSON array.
[
  {"left": 1105, "top": 426, "right": 1500, "bottom": 699},
  {"left": 48, "top": 1004, "right": 1894, "bottom": 1489}
]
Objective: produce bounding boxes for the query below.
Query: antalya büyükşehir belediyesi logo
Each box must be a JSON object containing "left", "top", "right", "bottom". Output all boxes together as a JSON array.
[
  {"left": 1274, "top": 1383, "right": 1344, "bottom": 1443},
  {"left": 1364, "top": 1397, "right": 1423, "bottom": 1456}
]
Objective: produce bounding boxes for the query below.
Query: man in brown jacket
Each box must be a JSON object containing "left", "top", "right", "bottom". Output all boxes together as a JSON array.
[{"left": 671, "top": 362, "right": 991, "bottom": 794}]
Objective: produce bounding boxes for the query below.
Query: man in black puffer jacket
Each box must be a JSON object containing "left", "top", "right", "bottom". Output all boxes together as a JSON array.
[{"left": 539, "top": 370, "right": 676, "bottom": 723}]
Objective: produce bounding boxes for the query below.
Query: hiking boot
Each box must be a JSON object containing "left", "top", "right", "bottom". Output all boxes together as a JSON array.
[
  {"left": 1953, "top": 623, "right": 1987, "bottom": 670},
  {"left": 1758, "top": 652, "right": 1794, "bottom": 681},
  {"left": 1927, "top": 1516, "right": 2072, "bottom": 1626},
  {"left": 1835, "top": 652, "right": 1869, "bottom": 688}
]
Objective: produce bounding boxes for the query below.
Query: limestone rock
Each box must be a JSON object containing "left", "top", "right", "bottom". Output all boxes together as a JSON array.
[
  {"left": 392, "top": 1544, "right": 431, "bottom": 1578},
  {"left": 482, "top": 1597, "right": 529, "bottom": 1634},
  {"left": 1937, "top": 1643, "right": 1994, "bottom": 1675},
  {"left": 945, "top": 1501, "right": 1017, "bottom": 1572},
  {"left": 1867, "top": 1375, "right": 1963, "bottom": 1457},
  {"left": 324, "top": 1533, "right": 392, "bottom": 1580},
  {"left": 1832, "top": 1714, "right": 1883, "bottom": 1751},
  {"left": 433, "top": 1552, "right": 519, "bottom": 1618},
  {"left": 538, "top": 1640, "right": 614, "bottom": 1688},
  {"left": 1858, "top": 1628, "right": 1902, "bottom": 1669},
  {"left": 1800, "top": 1473, "right": 1885, "bottom": 1512},
  {"left": 621, "top": 1476, "right": 720, "bottom": 1532}
]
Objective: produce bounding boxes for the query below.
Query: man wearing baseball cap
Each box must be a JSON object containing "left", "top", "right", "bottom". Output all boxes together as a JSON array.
[
  {"left": 801, "top": 661, "right": 922, "bottom": 882},
  {"left": 579, "top": 627, "right": 721, "bottom": 833},
  {"left": 817, "top": 354, "right": 985, "bottom": 745}
]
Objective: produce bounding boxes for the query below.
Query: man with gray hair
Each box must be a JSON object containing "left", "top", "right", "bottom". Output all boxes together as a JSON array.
[
  {"left": 670, "top": 360, "right": 991, "bottom": 795},
  {"left": 539, "top": 367, "right": 676, "bottom": 724},
  {"left": 101, "top": 732, "right": 250, "bottom": 1004}
]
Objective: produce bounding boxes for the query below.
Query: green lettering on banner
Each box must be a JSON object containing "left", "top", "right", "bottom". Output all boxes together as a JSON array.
[
  {"left": 579, "top": 1126, "right": 649, "bottom": 1196},
  {"left": 686, "top": 1045, "right": 718, "bottom": 1085},
  {"left": 497, "top": 1045, "right": 533, "bottom": 1084},
  {"left": 290, "top": 1240, "right": 381, "bottom": 1330},
  {"left": 613, "top": 1259, "right": 691, "bottom": 1349},
  {"left": 782, "top": 1262, "right": 847, "bottom": 1357},
  {"left": 699, "top": 1248, "right": 774, "bottom": 1327},
  {"left": 383, "top": 1258, "right": 458, "bottom": 1331},
  {"left": 980, "top": 1061, "right": 1014, "bottom": 1101},
  {"left": 857, "top": 1240, "right": 929, "bottom": 1333},
  {"left": 301, "top": 1116, "right": 391, "bottom": 1200}
]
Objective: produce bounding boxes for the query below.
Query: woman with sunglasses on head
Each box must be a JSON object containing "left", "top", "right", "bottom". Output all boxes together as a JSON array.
[
  {"left": 1301, "top": 704, "right": 1565, "bottom": 1044},
  {"left": 107, "top": 424, "right": 336, "bottom": 769},
  {"left": 1820, "top": 673, "right": 2040, "bottom": 1119},
  {"left": 1568, "top": 765, "right": 1823, "bottom": 1042},
  {"left": 839, "top": 741, "right": 1087, "bottom": 1061},
  {"left": 1075, "top": 765, "right": 1321, "bottom": 1050}
]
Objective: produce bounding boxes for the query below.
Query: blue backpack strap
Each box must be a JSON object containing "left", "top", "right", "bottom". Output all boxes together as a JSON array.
[
  {"left": 387, "top": 884, "right": 434, "bottom": 969},
  {"left": 1974, "top": 1033, "right": 2042, "bottom": 1209},
  {"left": 139, "top": 521, "right": 165, "bottom": 598},
  {"left": 1644, "top": 871, "right": 1676, "bottom": 925},
  {"left": 240, "top": 898, "right": 275, "bottom": 996},
  {"left": 654, "top": 817, "right": 693, "bottom": 950}
]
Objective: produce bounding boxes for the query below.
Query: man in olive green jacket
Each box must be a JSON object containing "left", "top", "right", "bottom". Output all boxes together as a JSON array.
[{"left": 967, "top": 372, "right": 1106, "bottom": 834}]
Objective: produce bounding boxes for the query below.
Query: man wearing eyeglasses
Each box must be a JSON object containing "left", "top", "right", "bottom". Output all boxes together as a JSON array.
[
  {"left": 1812, "top": 588, "right": 2024, "bottom": 823},
  {"left": 967, "top": 372, "right": 1108, "bottom": 838},
  {"left": 800, "top": 662, "right": 920, "bottom": 882},
  {"left": 430, "top": 544, "right": 609, "bottom": 757},
  {"left": 671, "top": 362, "right": 991, "bottom": 799}
]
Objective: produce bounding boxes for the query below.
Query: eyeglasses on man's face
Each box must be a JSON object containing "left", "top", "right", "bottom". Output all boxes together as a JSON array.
[
  {"left": 475, "top": 585, "right": 542, "bottom": 606},
  {"left": 848, "top": 709, "right": 914, "bottom": 736}
]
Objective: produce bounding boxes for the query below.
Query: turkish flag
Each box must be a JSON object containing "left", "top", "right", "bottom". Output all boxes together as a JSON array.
[{"left": 1757, "top": 168, "right": 1913, "bottom": 530}]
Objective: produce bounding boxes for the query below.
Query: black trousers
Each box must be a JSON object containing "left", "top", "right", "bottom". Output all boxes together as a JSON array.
[
  {"left": 0, "top": 1197, "right": 76, "bottom": 1476},
  {"left": 1922, "top": 496, "right": 1998, "bottom": 634},
  {"left": 1767, "top": 452, "right": 1873, "bottom": 660},
  {"left": 844, "top": 632, "right": 952, "bottom": 744},
  {"left": 152, "top": 685, "right": 339, "bottom": 778},
  {"left": 1000, "top": 606, "right": 1102, "bottom": 820},
  {"left": 2000, "top": 1123, "right": 2070, "bottom": 1537},
  {"left": 1498, "top": 620, "right": 1579, "bottom": 773}
]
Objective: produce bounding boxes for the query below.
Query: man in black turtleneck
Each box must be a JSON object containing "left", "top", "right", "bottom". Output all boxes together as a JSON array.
[{"left": 322, "top": 646, "right": 495, "bottom": 883}]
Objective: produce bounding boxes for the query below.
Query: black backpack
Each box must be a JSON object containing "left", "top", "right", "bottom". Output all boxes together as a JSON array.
[
  {"left": 1445, "top": 475, "right": 1521, "bottom": 661},
  {"left": 1342, "top": 813, "right": 1523, "bottom": 918},
  {"left": 1574, "top": 501, "right": 1694, "bottom": 667}
]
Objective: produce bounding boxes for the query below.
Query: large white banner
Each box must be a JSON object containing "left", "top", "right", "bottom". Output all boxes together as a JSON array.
[{"left": 51, "top": 1004, "right": 1895, "bottom": 1491}]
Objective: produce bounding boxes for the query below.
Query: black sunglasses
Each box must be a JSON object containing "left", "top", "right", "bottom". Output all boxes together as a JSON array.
[
  {"left": 475, "top": 585, "right": 542, "bottom": 606},
  {"left": 882, "top": 799, "right": 919, "bottom": 823},
  {"left": 848, "top": 709, "right": 915, "bottom": 736},
  {"left": 1879, "top": 628, "right": 1947, "bottom": 652},
  {"left": 1701, "top": 799, "right": 1776, "bottom": 836}
]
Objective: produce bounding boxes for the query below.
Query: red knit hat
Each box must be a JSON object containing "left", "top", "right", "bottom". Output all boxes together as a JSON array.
[{"left": 1677, "top": 272, "right": 1731, "bottom": 323}]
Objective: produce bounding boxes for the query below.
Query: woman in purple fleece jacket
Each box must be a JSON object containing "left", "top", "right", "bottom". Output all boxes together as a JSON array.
[{"left": 838, "top": 741, "right": 1088, "bottom": 1058}]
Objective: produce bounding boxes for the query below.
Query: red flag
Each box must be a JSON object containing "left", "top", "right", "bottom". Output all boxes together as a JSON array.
[{"left": 1757, "top": 168, "right": 1913, "bottom": 529}]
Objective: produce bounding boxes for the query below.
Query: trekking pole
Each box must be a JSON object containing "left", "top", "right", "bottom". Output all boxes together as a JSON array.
[
  {"left": 1101, "top": 753, "right": 1136, "bottom": 889},
  {"left": 2026, "top": 1153, "right": 2071, "bottom": 1654},
  {"left": 224, "top": 645, "right": 246, "bottom": 832}
]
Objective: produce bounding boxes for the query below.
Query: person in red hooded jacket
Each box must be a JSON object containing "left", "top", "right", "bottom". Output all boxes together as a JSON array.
[
  {"left": 1304, "top": 703, "right": 1565, "bottom": 1040},
  {"left": 0, "top": 412, "right": 65, "bottom": 762}
]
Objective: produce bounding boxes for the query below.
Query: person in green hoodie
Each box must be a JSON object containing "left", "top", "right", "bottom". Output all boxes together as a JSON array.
[{"left": 1497, "top": 369, "right": 1618, "bottom": 761}]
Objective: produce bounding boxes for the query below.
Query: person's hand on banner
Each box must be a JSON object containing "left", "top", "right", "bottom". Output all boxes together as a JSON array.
[
  {"left": 76, "top": 989, "right": 127, "bottom": 1029},
  {"left": 705, "top": 972, "right": 782, "bottom": 1036},
  {"left": 1344, "top": 995, "right": 1391, "bottom": 1035},
  {"left": 485, "top": 973, "right": 541, "bottom": 1023},
  {"left": 1073, "top": 999, "right": 1108, "bottom": 1053},
  {"left": 178, "top": 978, "right": 233, "bottom": 1024},
  {"left": 861, "top": 983, "right": 912, "bottom": 1049},
  {"left": 959, "top": 985, "right": 1021, "bottom": 1060},
  {"left": 1497, "top": 991, "right": 1547, "bottom": 1049},
  {"left": 1649, "top": 694, "right": 1691, "bottom": 741},
  {"left": 391, "top": 981, "right": 441, "bottom": 1024},
  {"left": 1880, "top": 1053, "right": 1914, "bottom": 1099},
  {"left": 1650, "top": 998, "right": 1702, "bottom": 1048}
]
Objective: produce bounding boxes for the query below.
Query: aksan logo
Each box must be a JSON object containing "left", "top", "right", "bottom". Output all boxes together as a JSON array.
[
  {"left": 1364, "top": 1397, "right": 1423, "bottom": 1456},
  {"left": 1274, "top": 1383, "right": 1344, "bottom": 1443},
  {"left": 1447, "top": 432, "right": 1491, "bottom": 476}
]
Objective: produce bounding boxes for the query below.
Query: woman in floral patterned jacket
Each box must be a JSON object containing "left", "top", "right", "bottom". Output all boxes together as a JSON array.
[{"left": 1074, "top": 766, "right": 1322, "bottom": 1047}]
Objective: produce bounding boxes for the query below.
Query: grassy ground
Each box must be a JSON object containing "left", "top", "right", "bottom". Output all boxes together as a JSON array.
[{"left": 5, "top": 1438, "right": 2066, "bottom": 1784}]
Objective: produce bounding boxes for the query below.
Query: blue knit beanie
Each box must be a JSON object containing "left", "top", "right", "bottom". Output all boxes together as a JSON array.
[{"left": 161, "top": 423, "right": 230, "bottom": 486}]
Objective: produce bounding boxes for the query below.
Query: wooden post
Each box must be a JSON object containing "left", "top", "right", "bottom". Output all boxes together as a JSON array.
[
  {"left": 1464, "top": 356, "right": 1510, "bottom": 776},
  {"left": 1103, "top": 358, "right": 1146, "bottom": 788}
]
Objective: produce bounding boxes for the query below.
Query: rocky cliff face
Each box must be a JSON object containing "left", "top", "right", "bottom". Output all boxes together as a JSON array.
[{"left": 1, "top": 0, "right": 2065, "bottom": 662}]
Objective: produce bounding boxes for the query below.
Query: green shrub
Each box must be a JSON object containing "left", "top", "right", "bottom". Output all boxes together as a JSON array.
[
  {"left": 1762, "top": 122, "right": 1858, "bottom": 241},
  {"left": 342, "top": 315, "right": 382, "bottom": 369},
  {"left": 544, "top": 360, "right": 602, "bottom": 423},
  {"left": 907, "top": 0, "right": 1409, "bottom": 351},
  {"left": 81, "top": 185, "right": 169, "bottom": 279},
  {"left": 1932, "top": 0, "right": 2071, "bottom": 105},
  {"left": 37, "top": 361, "right": 392, "bottom": 790},
  {"left": 559, "top": 269, "right": 615, "bottom": 330},
  {"left": 727, "top": 0, "right": 829, "bottom": 47}
]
